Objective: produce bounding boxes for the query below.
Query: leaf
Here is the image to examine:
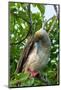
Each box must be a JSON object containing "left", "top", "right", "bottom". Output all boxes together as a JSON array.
[
  {"left": 32, "top": 13, "right": 42, "bottom": 31},
  {"left": 15, "top": 72, "right": 29, "bottom": 81},
  {"left": 33, "top": 78, "right": 41, "bottom": 86},
  {"left": 36, "top": 4, "right": 45, "bottom": 15},
  {"left": 18, "top": 11, "right": 29, "bottom": 21},
  {"left": 10, "top": 79, "right": 17, "bottom": 85},
  {"left": 21, "top": 78, "right": 34, "bottom": 86}
]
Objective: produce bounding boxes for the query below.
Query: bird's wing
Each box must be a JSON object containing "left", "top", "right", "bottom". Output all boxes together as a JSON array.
[{"left": 16, "top": 36, "right": 34, "bottom": 73}]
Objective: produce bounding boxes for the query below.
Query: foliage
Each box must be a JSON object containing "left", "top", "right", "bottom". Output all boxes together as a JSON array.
[{"left": 9, "top": 2, "right": 59, "bottom": 87}]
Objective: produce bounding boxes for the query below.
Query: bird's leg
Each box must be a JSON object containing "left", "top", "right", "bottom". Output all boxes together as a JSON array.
[
  {"left": 31, "top": 70, "right": 39, "bottom": 77},
  {"left": 27, "top": 68, "right": 39, "bottom": 77}
]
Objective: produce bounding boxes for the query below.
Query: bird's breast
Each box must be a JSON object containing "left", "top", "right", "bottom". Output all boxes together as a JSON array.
[{"left": 24, "top": 44, "right": 50, "bottom": 72}]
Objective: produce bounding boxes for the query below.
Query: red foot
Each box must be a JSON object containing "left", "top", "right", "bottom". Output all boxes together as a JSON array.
[{"left": 27, "top": 68, "right": 39, "bottom": 77}]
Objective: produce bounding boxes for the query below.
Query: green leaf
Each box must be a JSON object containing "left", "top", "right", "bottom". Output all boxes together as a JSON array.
[
  {"left": 21, "top": 78, "right": 34, "bottom": 86},
  {"left": 33, "top": 78, "right": 41, "bottom": 86},
  {"left": 15, "top": 72, "right": 29, "bottom": 81},
  {"left": 36, "top": 4, "right": 45, "bottom": 15}
]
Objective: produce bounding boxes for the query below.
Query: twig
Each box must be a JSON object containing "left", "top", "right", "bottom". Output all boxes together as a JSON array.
[
  {"left": 46, "top": 15, "right": 55, "bottom": 23},
  {"left": 53, "top": 5, "right": 59, "bottom": 20},
  {"left": 28, "top": 4, "right": 32, "bottom": 34},
  {"left": 44, "top": 5, "right": 59, "bottom": 35},
  {"left": 48, "top": 5, "right": 59, "bottom": 35},
  {"left": 48, "top": 16, "right": 57, "bottom": 34}
]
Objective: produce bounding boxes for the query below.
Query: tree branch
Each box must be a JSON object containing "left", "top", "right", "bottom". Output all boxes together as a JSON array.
[
  {"left": 46, "top": 15, "right": 56, "bottom": 23},
  {"left": 45, "top": 5, "right": 59, "bottom": 33},
  {"left": 28, "top": 4, "right": 32, "bottom": 35},
  {"left": 48, "top": 16, "right": 57, "bottom": 34},
  {"left": 53, "top": 5, "right": 59, "bottom": 20}
]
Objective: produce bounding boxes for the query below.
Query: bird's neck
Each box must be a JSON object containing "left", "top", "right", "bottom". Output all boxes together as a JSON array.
[
  {"left": 34, "top": 42, "right": 42, "bottom": 53},
  {"left": 34, "top": 41, "right": 49, "bottom": 53}
]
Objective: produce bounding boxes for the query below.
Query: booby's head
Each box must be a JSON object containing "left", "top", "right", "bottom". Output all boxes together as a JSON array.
[{"left": 34, "top": 29, "right": 51, "bottom": 47}]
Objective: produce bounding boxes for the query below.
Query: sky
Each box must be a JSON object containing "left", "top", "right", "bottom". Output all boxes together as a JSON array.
[
  {"left": 31, "top": 4, "right": 56, "bottom": 20},
  {"left": 44, "top": 5, "right": 56, "bottom": 20}
]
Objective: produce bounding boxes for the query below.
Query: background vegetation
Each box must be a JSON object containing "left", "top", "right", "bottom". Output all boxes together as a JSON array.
[{"left": 9, "top": 2, "right": 59, "bottom": 87}]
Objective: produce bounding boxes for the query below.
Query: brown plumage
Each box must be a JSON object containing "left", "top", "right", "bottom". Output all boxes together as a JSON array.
[
  {"left": 16, "top": 29, "right": 51, "bottom": 76},
  {"left": 16, "top": 36, "right": 35, "bottom": 73}
]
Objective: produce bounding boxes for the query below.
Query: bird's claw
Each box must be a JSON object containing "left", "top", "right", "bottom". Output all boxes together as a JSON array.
[{"left": 27, "top": 68, "right": 39, "bottom": 77}]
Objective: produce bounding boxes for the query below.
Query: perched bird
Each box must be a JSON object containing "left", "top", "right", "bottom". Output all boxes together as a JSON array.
[{"left": 16, "top": 28, "right": 51, "bottom": 77}]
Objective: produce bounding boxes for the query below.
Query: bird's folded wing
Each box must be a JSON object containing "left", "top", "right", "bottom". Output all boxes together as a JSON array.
[{"left": 16, "top": 36, "right": 34, "bottom": 73}]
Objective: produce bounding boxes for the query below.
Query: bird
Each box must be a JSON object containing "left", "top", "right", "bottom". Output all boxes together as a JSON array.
[{"left": 16, "top": 28, "right": 51, "bottom": 77}]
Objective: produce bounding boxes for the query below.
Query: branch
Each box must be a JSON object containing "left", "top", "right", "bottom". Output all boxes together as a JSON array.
[
  {"left": 44, "top": 15, "right": 57, "bottom": 34},
  {"left": 53, "top": 5, "right": 59, "bottom": 20},
  {"left": 28, "top": 4, "right": 32, "bottom": 34},
  {"left": 46, "top": 15, "right": 55, "bottom": 23},
  {"left": 48, "top": 16, "right": 57, "bottom": 34},
  {"left": 45, "top": 5, "right": 59, "bottom": 33}
]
